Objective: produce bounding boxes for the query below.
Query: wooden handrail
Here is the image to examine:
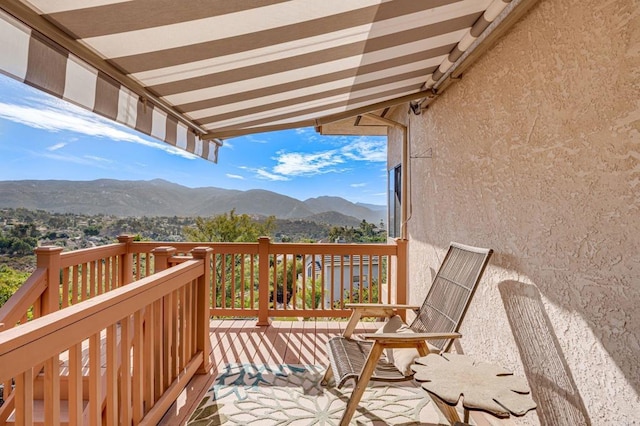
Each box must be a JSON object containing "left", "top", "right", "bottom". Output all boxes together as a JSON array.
[
  {"left": 0, "top": 259, "right": 203, "bottom": 383},
  {"left": 59, "top": 243, "right": 126, "bottom": 269},
  {"left": 0, "top": 267, "right": 47, "bottom": 331}
]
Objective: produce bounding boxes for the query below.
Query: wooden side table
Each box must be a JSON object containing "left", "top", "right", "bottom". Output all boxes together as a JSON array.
[{"left": 412, "top": 353, "right": 537, "bottom": 425}]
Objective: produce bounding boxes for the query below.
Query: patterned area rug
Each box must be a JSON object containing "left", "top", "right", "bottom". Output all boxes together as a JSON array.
[{"left": 187, "top": 364, "right": 442, "bottom": 425}]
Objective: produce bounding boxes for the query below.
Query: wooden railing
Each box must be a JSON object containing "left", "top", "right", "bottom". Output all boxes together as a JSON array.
[
  {"left": 0, "top": 248, "right": 212, "bottom": 425},
  {"left": 123, "top": 237, "right": 407, "bottom": 325},
  {"left": 1, "top": 235, "right": 407, "bottom": 329},
  {"left": 0, "top": 236, "right": 406, "bottom": 424}
]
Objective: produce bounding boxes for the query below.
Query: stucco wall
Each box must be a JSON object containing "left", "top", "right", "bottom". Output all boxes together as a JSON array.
[{"left": 387, "top": 1, "right": 639, "bottom": 424}]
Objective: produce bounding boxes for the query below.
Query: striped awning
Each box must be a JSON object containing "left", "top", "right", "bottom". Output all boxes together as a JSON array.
[{"left": 0, "top": 0, "right": 524, "bottom": 163}]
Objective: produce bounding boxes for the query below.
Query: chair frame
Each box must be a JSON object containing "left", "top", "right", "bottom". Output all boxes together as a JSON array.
[{"left": 322, "top": 242, "right": 493, "bottom": 426}]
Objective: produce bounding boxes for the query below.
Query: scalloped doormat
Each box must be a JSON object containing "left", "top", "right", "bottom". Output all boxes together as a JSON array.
[{"left": 186, "top": 363, "right": 443, "bottom": 425}]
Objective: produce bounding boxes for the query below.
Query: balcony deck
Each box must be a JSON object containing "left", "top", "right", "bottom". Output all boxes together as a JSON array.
[
  {"left": 159, "top": 319, "right": 379, "bottom": 425},
  {"left": 159, "top": 319, "right": 506, "bottom": 426}
]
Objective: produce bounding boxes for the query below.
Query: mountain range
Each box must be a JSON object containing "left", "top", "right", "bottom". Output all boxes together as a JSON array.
[{"left": 0, "top": 179, "right": 386, "bottom": 226}]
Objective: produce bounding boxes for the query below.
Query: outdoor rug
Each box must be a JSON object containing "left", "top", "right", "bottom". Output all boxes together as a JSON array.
[{"left": 187, "top": 363, "right": 442, "bottom": 425}]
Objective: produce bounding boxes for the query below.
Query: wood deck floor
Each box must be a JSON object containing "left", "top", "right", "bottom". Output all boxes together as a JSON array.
[
  {"left": 158, "top": 319, "right": 505, "bottom": 426},
  {"left": 158, "top": 319, "right": 379, "bottom": 425}
]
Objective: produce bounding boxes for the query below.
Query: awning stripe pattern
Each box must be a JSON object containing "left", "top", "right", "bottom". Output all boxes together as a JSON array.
[
  {"left": 0, "top": 10, "right": 219, "bottom": 163},
  {"left": 0, "top": 0, "right": 519, "bottom": 159}
]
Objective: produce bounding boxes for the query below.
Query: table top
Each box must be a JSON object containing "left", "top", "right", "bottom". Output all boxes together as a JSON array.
[{"left": 412, "top": 353, "right": 537, "bottom": 418}]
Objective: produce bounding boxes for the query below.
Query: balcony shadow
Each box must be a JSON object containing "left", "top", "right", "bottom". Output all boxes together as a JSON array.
[{"left": 498, "top": 280, "right": 591, "bottom": 426}]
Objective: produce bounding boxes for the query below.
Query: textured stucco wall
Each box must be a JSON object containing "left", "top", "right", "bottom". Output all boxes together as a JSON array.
[{"left": 387, "top": 1, "right": 639, "bottom": 424}]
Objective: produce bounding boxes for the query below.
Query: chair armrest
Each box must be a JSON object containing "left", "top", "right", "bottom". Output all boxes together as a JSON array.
[
  {"left": 361, "top": 332, "right": 461, "bottom": 344},
  {"left": 340, "top": 304, "right": 421, "bottom": 338},
  {"left": 344, "top": 303, "right": 421, "bottom": 317}
]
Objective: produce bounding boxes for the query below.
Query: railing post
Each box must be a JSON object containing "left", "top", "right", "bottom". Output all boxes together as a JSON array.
[
  {"left": 118, "top": 235, "right": 134, "bottom": 285},
  {"left": 151, "top": 246, "right": 176, "bottom": 272},
  {"left": 192, "top": 247, "right": 213, "bottom": 374},
  {"left": 395, "top": 238, "right": 408, "bottom": 322},
  {"left": 256, "top": 237, "right": 272, "bottom": 326},
  {"left": 35, "top": 246, "right": 64, "bottom": 314}
]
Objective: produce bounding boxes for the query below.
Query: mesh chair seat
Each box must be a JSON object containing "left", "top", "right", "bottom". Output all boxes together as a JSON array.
[{"left": 326, "top": 336, "right": 406, "bottom": 388}]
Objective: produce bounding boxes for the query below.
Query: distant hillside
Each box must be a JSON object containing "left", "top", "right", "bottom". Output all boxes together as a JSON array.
[
  {"left": 303, "top": 196, "right": 383, "bottom": 224},
  {"left": 0, "top": 179, "right": 385, "bottom": 226}
]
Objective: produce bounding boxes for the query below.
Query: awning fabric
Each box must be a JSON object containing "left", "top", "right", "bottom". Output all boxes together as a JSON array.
[{"left": 0, "top": 0, "right": 515, "bottom": 163}]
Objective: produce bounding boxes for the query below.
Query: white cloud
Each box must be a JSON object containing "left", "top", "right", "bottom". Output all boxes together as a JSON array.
[
  {"left": 33, "top": 150, "right": 110, "bottom": 168},
  {"left": 351, "top": 183, "right": 366, "bottom": 188},
  {"left": 269, "top": 135, "right": 385, "bottom": 178},
  {"left": 341, "top": 137, "right": 387, "bottom": 162},
  {"left": 255, "top": 168, "right": 289, "bottom": 181},
  {"left": 0, "top": 97, "right": 198, "bottom": 159},
  {"left": 226, "top": 173, "right": 244, "bottom": 180},
  {"left": 47, "top": 142, "right": 67, "bottom": 151},
  {"left": 273, "top": 150, "right": 345, "bottom": 176},
  {"left": 245, "top": 135, "right": 268, "bottom": 144},
  {"left": 84, "top": 155, "right": 112, "bottom": 163}
]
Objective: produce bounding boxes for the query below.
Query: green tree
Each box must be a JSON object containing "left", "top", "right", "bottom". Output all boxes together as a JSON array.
[
  {"left": 182, "top": 209, "right": 275, "bottom": 242},
  {"left": 0, "top": 264, "right": 29, "bottom": 307},
  {"left": 183, "top": 210, "right": 276, "bottom": 311},
  {"left": 83, "top": 225, "right": 101, "bottom": 236},
  {"left": 328, "top": 220, "right": 386, "bottom": 243}
]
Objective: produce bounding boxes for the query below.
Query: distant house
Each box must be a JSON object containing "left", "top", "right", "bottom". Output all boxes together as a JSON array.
[{"left": 303, "top": 254, "right": 380, "bottom": 308}]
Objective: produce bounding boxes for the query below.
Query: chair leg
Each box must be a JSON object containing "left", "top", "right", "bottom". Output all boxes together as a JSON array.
[
  {"left": 342, "top": 309, "right": 362, "bottom": 338},
  {"left": 321, "top": 364, "right": 334, "bottom": 386},
  {"left": 339, "top": 343, "right": 384, "bottom": 426}
]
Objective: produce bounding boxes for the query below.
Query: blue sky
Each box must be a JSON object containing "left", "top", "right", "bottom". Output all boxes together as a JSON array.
[{"left": 0, "top": 74, "right": 388, "bottom": 206}]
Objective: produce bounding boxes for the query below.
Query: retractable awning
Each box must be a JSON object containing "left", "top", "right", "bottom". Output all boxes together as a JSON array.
[{"left": 0, "top": 0, "right": 534, "bottom": 163}]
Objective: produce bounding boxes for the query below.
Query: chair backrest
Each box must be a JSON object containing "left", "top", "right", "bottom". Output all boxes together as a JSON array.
[{"left": 409, "top": 242, "right": 493, "bottom": 352}]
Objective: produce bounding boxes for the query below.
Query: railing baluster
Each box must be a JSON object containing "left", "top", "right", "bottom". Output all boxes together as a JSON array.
[
  {"left": 106, "top": 324, "right": 118, "bottom": 425},
  {"left": 68, "top": 343, "right": 83, "bottom": 426},
  {"left": 15, "top": 368, "right": 33, "bottom": 426},
  {"left": 250, "top": 254, "right": 255, "bottom": 309},
  {"left": 368, "top": 256, "right": 373, "bottom": 303},
  {"left": 339, "top": 256, "right": 345, "bottom": 308},
  {"left": 172, "top": 289, "right": 179, "bottom": 379},
  {"left": 133, "top": 309, "right": 145, "bottom": 423},
  {"left": 147, "top": 302, "right": 159, "bottom": 408},
  {"left": 62, "top": 267, "right": 70, "bottom": 308},
  {"left": 163, "top": 293, "right": 172, "bottom": 389},
  {"left": 312, "top": 255, "right": 317, "bottom": 311},
  {"left": 180, "top": 285, "right": 187, "bottom": 370},
  {"left": 268, "top": 253, "right": 278, "bottom": 310},
  {"left": 81, "top": 263, "right": 88, "bottom": 301},
  {"left": 89, "top": 333, "right": 101, "bottom": 426},
  {"left": 240, "top": 254, "right": 245, "bottom": 309},
  {"left": 290, "top": 254, "right": 296, "bottom": 310},
  {"left": 111, "top": 255, "right": 118, "bottom": 289},
  {"left": 330, "top": 255, "right": 335, "bottom": 310},
  {"left": 282, "top": 253, "right": 288, "bottom": 311},
  {"left": 44, "top": 354, "right": 61, "bottom": 426},
  {"left": 97, "top": 259, "right": 104, "bottom": 295},
  {"left": 72, "top": 265, "right": 79, "bottom": 304},
  {"left": 230, "top": 254, "right": 236, "bottom": 309},
  {"left": 359, "top": 255, "right": 364, "bottom": 303},
  {"left": 89, "top": 260, "right": 97, "bottom": 298},
  {"left": 120, "top": 316, "right": 132, "bottom": 426},
  {"left": 220, "top": 255, "right": 226, "bottom": 309}
]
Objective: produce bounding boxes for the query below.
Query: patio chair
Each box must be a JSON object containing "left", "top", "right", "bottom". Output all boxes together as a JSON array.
[{"left": 322, "top": 242, "right": 493, "bottom": 426}]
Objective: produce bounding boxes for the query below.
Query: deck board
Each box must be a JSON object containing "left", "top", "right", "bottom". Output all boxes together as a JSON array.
[{"left": 158, "top": 319, "right": 379, "bottom": 425}]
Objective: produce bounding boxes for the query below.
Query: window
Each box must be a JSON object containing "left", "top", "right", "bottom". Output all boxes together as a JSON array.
[{"left": 388, "top": 164, "right": 401, "bottom": 238}]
